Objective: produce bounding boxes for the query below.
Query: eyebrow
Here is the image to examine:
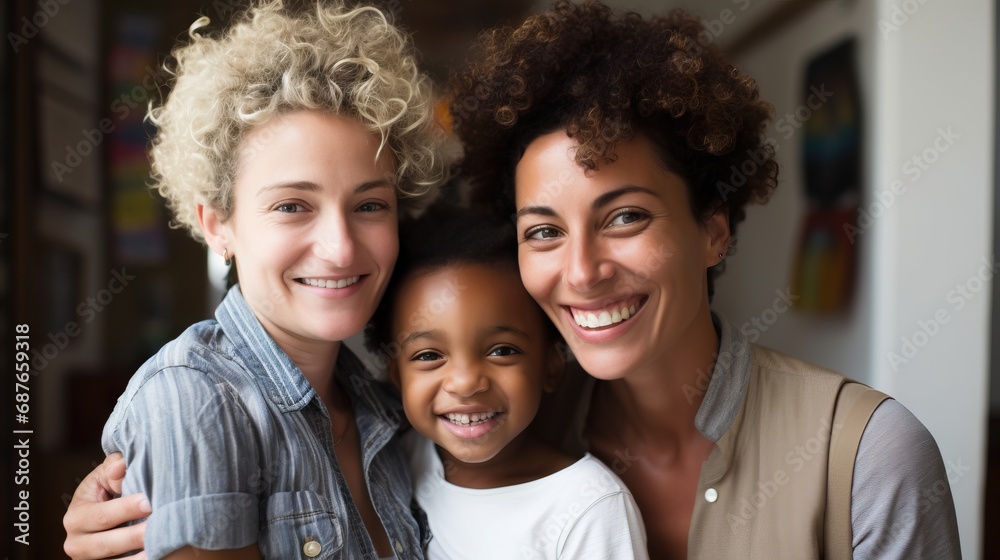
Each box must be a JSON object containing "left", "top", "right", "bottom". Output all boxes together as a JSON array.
[
  {"left": 515, "top": 185, "right": 658, "bottom": 221},
  {"left": 591, "top": 185, "right": 659, "bottom": 209},
  {"left": 398, "top": 325, "right": 529, "bottom": 348},
  {"left": 489, "top": 325, "right": 530, "bottom": 339},
  {"left": 257, "top": 179, "right": 393, "bottom": 198},
  {"left": 399, "top": 330, "right": 441, "bottom": 348}
]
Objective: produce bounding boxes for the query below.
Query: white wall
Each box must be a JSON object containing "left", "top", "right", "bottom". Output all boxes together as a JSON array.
[
  {"left": 867, "top": 2, "right": 992, "bottom": 559},
  {"left": 712, "top": 0, "right": 991, "bottom": 557},
  {"left": 592, "top": 0, "right": 991, "bottom": 556}
]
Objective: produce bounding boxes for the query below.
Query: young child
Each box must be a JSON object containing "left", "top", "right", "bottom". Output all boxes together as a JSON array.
[{"left": 366, "top": 202, "right": 649, "bottom": 559}]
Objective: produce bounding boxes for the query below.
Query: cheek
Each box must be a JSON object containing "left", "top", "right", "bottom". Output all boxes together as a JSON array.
[{"left": 518, "top": 251, "right": 556, "bottom": 302}]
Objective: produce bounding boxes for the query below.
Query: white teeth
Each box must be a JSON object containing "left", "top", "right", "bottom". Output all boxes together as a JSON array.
[
  {"left": 302, "top": 276, "right": 360, "bottom": 289},
  {"left": 444, "top": 412, "right": 497, "bottom": 426},
  {"left": 572, "top": 301, "right": 641, "bottom": 329}
]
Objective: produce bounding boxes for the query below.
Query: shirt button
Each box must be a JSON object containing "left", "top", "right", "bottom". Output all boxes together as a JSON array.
[
  {"left": 395, "top": 539, "right": 404, "bottom": 553},
  {"left": 705, "top": 488, "right": 719, "bottom": 503},
  {"left": 303, "top": 539, "right": 322, "bottom": 557}
]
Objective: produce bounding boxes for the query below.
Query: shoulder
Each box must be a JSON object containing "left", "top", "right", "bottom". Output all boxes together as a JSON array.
[
  {"left": 852, "top": 399, "right": 962, "bottom": 558},
  {"left": 751, "top": 344, "right": 848, "bottom": 386},
  {"left": 547, "top": 454, "right": 637, "bottom": 509},
  {"left": 102, "top": 321, "right": 258, "bottom": 448}
]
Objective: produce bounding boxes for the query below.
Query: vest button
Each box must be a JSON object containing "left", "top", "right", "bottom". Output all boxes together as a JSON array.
[{"left": 705, "top": 488, "right": 719, "bottom": 503}]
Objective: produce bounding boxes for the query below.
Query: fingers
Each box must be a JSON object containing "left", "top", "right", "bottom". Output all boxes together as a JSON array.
[
  {"left": 64, "top": 521, "right": 147, "bottom": 560},
  {"left": 64, "top": 489, "right": 150, "bottom": 559},
  {"left": 103, "top": 453, "right": 126, "bottom": 496},
  {"left": 66, "top": 490, "right": 151, "bottom": 534}
]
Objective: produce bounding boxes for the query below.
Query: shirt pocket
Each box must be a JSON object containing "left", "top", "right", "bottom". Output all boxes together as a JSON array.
[{"left": 259, "top": 491, "right": 344, "bottom": 559}]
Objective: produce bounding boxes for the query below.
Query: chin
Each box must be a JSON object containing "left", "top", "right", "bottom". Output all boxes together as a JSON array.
[{"left": 573, "top": 349, "right": 634, "bottom": 381}]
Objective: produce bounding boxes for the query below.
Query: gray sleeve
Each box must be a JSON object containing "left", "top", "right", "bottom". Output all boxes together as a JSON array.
[{"left": 851, "top": 399, "right": 962, "bottom": 559}]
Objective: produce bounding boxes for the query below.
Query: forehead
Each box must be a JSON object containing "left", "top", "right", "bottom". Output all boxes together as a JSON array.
[
  {"left": 391, "top": 264, "right": 546, "bottom": 333},
  {"left": 233, "top": 110, "right": 396, "bottom": 193},
  {"left": 513, "top": 130, "right": 685, "bottom": 207}
]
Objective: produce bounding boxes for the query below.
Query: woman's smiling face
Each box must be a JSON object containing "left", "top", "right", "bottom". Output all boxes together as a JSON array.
[
  {"left": 201, "top": 110, "right": 400, "bottom": 350},
  {"left": 514, "top": 130, "right": 729, "bottom": 379}
]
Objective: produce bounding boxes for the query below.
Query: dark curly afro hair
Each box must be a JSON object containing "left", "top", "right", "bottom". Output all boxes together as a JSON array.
[{"left": 450, "top": 0, "right": 779, "bottom": 298}]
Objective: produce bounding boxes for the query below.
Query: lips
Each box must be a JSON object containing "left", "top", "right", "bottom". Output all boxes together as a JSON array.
[
  {"left": 439, "top": 410, "right": 504, "bottom": 439},
  {"left": 442, "top": 411, "right": 498, "bottom": 426},
  {"left": 297, "top": 276, "right": 360, "bottom": 289},
  {"left": 568, "top": 296, "right": 646, "bottom": 329}
]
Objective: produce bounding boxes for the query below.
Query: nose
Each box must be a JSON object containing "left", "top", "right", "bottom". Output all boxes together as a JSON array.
[
  {"left": 313, "top": 211, "right": 356, "bottom": 267},
  {"left": 441, "top": 360, "right": 489, "bottom": 398},
  {"left": 565, "top": 233, "right": 614, "bottom": 292}
]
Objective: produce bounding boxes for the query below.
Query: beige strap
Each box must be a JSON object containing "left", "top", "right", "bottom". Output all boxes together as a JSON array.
[{"left": 825, "top": 383, "right": 890, "bottom": 560}]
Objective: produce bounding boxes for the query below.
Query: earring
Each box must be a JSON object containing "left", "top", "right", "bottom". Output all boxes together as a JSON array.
[
  {"left": 718, "top": 252, "right": 725, "bottom": 261},
  {"left": 223, "top": 248, "right": 233, "bottom": 266}
]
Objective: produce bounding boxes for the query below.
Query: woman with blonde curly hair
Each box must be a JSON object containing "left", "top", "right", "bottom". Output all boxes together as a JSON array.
[
  {"left": 451, "top": 1, "right": 960, "bottom": 558},
  {"left": 63, "top": 1, "right": 445, "bottom": 558}
]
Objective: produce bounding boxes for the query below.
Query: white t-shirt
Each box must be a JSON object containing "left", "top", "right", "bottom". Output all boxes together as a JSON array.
[{"left": 405, "top": 433, "right": 649, "bottom": 560}]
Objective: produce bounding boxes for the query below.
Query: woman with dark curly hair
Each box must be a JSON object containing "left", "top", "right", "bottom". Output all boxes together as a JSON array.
[{"left": 451, "top": 1, "right": 960, "bottom": 558}]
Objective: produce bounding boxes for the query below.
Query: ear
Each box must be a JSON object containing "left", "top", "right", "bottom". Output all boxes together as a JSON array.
[
  {"left": 703, "top": 208, "right": 731, "bottom": 267},
  {"left": 542, "top": 342, "right": 566, "bottom": 393},
  {"left": 197, "top": 202, "right": 233, "bottom": 258},
  {"left": 387, "top": 358, "right": 402, "bottom": 393}
]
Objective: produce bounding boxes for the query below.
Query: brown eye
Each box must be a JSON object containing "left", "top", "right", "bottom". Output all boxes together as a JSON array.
[
  {"left": 609, "top": 209, "right": 648, "bottom": 227},
  {"left": 526, "top": 226, "right": 561, "bottom": 240}
]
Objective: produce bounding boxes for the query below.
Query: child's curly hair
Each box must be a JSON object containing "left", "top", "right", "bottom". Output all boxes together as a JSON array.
[
  {"left": 450, "top": 1, "right": 779, "bottom": 295},
  {"left": 150, "top": 0, "right": 448, "bottom": 242}
]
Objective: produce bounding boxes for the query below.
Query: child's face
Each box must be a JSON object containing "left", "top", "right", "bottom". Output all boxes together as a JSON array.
[{"left": 390, "top": 264, "right": 561, "bottom": 464}]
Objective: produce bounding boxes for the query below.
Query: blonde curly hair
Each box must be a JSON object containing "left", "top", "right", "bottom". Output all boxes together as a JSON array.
[{"left": 149, "top": 0, "right": 447, "bottom": 242}]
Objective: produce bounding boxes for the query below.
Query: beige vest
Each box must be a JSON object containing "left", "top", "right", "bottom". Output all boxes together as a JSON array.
[
  {"left": 689, "top": 346, "right": 885, "bottom": 560},
  {"left": 535, "top": 345, "right": 887, "bottom": 559}
]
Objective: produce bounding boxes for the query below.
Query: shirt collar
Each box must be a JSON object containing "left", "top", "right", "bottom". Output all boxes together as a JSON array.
[
  {"left": 694, "top": 312, "right": 753, "bottom": 442},
  {"left": 215, "top": 285, "right": 403, "bottom": 426},
  {"left": 693, "top": 312, "right": 754, "bottom": 484}
]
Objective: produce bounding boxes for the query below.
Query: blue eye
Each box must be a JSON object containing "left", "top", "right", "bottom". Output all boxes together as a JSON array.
[
  {"left": 358, "top": 201, "right": 389, "bottom": 213},
  {"left": 276, "top": 203, "right": 302, "bottom": 213}
]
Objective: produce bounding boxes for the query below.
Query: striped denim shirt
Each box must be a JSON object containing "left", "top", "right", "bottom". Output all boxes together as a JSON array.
[{"left": 102, "top": 285, "right": 427, "bottom": 559}]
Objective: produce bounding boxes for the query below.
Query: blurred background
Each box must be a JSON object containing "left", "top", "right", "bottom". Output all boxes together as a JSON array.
[{"left": 2, "top": 0, "right": 994, "bottom": 557}]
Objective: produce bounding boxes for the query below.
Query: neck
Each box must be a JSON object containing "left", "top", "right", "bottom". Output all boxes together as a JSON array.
[
  {"left": 600, "top": 309, "right": 721, "bottom": 449},
  {"left": 255, "top": 315, "right": 342, "bottom": 400}
]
